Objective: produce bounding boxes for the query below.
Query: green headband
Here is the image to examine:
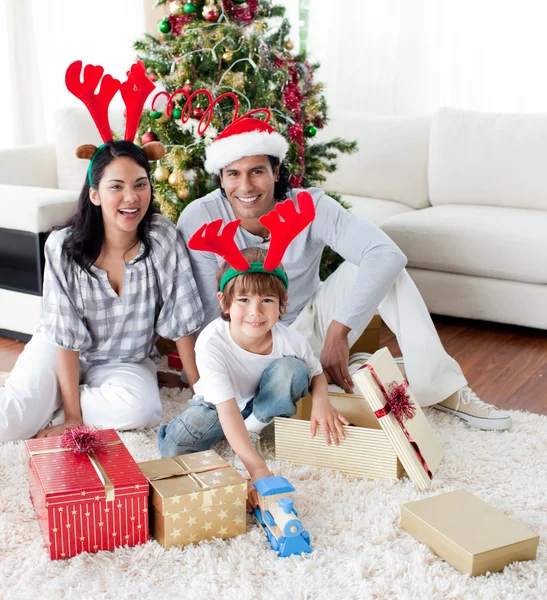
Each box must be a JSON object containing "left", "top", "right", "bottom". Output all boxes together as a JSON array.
[
  {"left": 87, "top": 143, "right": 108, "bottom": 187},
  {"left": 219, "top": 262, "right": 289, "bottom": 293}
]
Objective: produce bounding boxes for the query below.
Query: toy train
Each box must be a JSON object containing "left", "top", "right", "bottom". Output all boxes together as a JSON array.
[{"left": 253, "top": 475, "right": 312, "bottom": 557}]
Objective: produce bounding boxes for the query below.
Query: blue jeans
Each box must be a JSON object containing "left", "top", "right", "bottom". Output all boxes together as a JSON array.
[{"left": 158, "top": 357, "right": 311, "bottom": 458}]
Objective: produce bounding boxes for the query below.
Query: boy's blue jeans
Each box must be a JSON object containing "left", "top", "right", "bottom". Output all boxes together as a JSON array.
[{"left": 158, "top": 357, "right": 311, "bottom": 458}]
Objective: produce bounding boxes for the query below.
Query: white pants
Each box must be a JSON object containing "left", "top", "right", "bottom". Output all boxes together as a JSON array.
[
  {"left": 291, "top": 263, "right": 467, "bottom": 407},
  {"left": 0, "top": 332, "right": 162, "bottom": 442}
]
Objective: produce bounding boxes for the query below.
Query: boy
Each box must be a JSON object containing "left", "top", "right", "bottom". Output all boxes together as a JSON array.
[{"left": 158, "top": 246, "right": 349, "bottom": 507}]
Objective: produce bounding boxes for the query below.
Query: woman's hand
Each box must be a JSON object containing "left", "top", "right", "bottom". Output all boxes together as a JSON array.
[
  {"left": 310, "top": 400, "right": 350, "bottom": 446},
  {"left": 246, "top": 464, "right": 274, "bottom": 512},
  {"left": 36, "top": 418, "right": 81, "bottom": 439}
]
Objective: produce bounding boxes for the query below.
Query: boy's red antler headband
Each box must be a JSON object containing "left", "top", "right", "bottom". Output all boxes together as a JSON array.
[
  {"left": 65, "top": 60, "right": 166, "bottom": 171},
  {"left": 188, "top": 191, "right": 315, "bottom": 291}
]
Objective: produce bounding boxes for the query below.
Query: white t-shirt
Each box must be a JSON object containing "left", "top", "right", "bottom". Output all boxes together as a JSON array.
[{"left": 193, "top": 318, "right": 323, "bottom": 410}]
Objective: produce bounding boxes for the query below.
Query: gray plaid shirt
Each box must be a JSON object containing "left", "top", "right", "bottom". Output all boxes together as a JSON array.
[{"left": 37, "top": 214, "right": 204, "bottom": 364}]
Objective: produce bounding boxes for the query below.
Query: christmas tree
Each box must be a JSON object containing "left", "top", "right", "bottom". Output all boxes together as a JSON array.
[{"left": 134, "top": 0, "right": 357, "bottom": 277}]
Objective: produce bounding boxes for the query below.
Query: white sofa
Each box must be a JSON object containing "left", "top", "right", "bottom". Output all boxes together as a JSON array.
[
  {"left": 0, "top": 109, "right": 125, "bottom": 338},
  {"left": 1, "top": 106, "right": 546, "bottom": 337},
  {"left": 320, "top": 107, "right": 547, "bottom": 330}
]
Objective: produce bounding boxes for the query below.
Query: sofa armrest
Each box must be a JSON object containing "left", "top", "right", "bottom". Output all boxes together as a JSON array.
[
  {"left": 0, "top": 144, "right": 58, "bottom": 188},
  {"left": 0, "top": 185, "right": 78, "bottom": 232}
]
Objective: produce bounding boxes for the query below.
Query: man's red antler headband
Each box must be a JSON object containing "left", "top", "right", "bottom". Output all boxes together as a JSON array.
[
  {"left": 150, "top": 87, "right": 288, "bottom": 174},
  {"left": 66, "top": 60, "right": 165, "bottom": 162},
  {"left": 188, "top": 191, "right": 315, "bottom": 280}
]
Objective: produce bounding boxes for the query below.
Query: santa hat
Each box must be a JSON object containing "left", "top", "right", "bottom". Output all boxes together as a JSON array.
[{"left": 204, "top": 117, "right": 288, "bottom": 175}]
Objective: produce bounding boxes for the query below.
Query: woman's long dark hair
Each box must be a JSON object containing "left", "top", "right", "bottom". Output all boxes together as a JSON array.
[
  {"left": 58, "top": 141, "right": 159, "bottom": 274},
  {"left": 218, "top": 156, "right": 291, "bottom": 202}
]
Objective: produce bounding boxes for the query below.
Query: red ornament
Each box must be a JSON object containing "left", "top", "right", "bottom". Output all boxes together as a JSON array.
[
  {"left": 224, "top": 0, "right": 258, "bottom": 21},
  {"left": 193, "top": 107, "right": 204, "bottom": 118},
  {"left": 182, "top": 81, "right": 192, "bottom": 95},
  {"left": 147, "top": 71, "right": 157, "bottom": 82},
  {"left": 142, "top": 131, "right": 159, "bottom": 144},
  {"left": 61, "top": 424, "right": 106, "bottom": 456},
  {"left": 205, "top": 10, "right": 219, "bottom": 22}
]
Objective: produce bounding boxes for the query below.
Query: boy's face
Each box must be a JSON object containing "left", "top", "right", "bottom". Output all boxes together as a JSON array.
[{"left": 218, "top": 291, "right": 284, "bottom": 341}]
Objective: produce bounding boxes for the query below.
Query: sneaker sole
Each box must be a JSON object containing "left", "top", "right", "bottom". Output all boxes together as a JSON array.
[{"left": 433, "top": 404, "right": 512, "bottom": 431}]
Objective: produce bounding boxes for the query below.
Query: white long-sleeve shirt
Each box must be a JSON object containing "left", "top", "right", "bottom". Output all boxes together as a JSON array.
[{"left": 177, "top": 187, "right": 407, "bottom": 334}]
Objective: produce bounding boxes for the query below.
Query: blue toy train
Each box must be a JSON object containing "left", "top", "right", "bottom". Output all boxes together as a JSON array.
[{"left": 252, "top": 475, "right": 312, "bottom": 557}]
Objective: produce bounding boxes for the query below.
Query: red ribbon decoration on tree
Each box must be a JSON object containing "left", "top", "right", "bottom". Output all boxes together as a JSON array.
[{"left": 362, "top": 364, "right": 433, "bottom": 480}]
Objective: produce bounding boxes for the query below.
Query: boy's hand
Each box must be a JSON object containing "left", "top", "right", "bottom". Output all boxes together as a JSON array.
[
  {"left": 246, "top": 464, "right": 274, "bottom": 512},
  {"left": 310, "top": 401, "right": 350, "bottom": 446}
]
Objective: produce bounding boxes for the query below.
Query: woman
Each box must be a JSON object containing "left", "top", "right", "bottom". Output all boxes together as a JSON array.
[{"left": 0, "top": 141, "right": 203, "bottom": 441}]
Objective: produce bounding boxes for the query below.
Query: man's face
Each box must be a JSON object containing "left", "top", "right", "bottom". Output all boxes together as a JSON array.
[{"left": 219, "top": 155, "right": 279, "bottom": 221}]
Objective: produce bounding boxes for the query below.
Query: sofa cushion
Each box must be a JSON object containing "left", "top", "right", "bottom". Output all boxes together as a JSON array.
[
  {"left": 429, "top": 107, "right": 547, "bottom": 210},
  {"left": 318, "top": 112, "right": 431, "bottom": 210},
  {"left": 54, "top": 107, "right": 125, "bottom": 191},
  {"left": 343, "top": 194, "right": 414, "bottom": 226},
  {"left": 382, "top": 204, "right": 547, "bottom": 284},
  {"left": 0, "top": 185, "right": 78, "bottom": 233}
]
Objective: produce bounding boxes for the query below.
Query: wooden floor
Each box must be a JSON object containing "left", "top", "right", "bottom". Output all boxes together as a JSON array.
[{"left": 1, "top": 315, "right": 546, "bottom": 415}]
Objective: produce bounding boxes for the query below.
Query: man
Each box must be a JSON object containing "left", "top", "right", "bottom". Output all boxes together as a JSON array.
[{"left": 177, "top": 115, "right": 511, "bottom": 431}]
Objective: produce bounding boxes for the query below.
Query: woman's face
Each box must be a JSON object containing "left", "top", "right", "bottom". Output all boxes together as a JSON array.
[{"left": 90, "top": 156, "right": 151, "bottom": 236}]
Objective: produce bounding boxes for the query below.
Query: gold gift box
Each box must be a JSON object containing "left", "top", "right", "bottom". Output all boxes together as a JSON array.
[
  {"left": 401, "top": 490, "right": 540, "bottom": 576},
  {"left": 138, "top": 451, "right": 247, "bottom": 549},
  {"left": 275, "top": 391, "right": 404, "bottom": 480}
]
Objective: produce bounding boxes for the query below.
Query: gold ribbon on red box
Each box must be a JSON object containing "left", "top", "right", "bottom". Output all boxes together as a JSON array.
[{"left": 28, "top": 440, "right": 122, "bottom": 502}]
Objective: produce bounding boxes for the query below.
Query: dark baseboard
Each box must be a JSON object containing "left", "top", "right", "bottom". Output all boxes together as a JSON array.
[{"left": 0, "top": 329, "right": 32, "bottom": 343}]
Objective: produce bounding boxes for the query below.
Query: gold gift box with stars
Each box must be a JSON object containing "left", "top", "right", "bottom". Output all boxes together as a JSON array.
[{"left": 138, "top": 450, "right": 247, "bottom": 549}]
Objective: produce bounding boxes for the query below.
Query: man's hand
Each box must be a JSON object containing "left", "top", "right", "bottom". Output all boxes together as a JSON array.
[
  {"left": 247, "top": 464, "right": 274, "bottom": 512},
  {"left": 310, "top": 400, "right": 350, "bottom": 445},
  {"left": 320, "top": 321, "right": 354, "bottom": 393},
  {"left": 36, "top": 418, "right": 81, "bottom": 439}
]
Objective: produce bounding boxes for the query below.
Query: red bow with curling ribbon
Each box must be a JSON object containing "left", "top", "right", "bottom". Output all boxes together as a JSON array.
[{"left": 362, "top": 364, "right": 433, "bottom": 479}]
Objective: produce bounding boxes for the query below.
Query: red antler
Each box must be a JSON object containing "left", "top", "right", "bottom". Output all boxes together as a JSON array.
[
  {"left": 188, "top": 219, "right": 250, "bottom": 271},
  {"left": 120, "top": 61, "right": 156, "bottom": 142},
  {"left": 260, "top": 191, "right": 316, "bottom": 270},
  {"left": 65, "top": 61, "right": 121, "bottom": 143}
]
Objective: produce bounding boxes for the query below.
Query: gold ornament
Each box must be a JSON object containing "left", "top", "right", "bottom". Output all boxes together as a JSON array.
[
  {"left": 176, "top": 186, "right": 190, "bottom": 200},
  {"left": 222, "top": 50, "right": 233, "bottom": 62},
  {"left": 154, "top": 166, "right": 170, "bottom": 182},
  {"left": 285, "top": 40, "right": 294, "bottom": 51},
  {"left": 170, "top": 1, "right": 184, "bottom": 16},
  {"left": 168, "top": 171, "right": 185, "bottom": 187}
]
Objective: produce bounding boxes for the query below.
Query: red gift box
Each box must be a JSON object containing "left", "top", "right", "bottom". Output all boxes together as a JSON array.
[
  {"left": 25, "top": 429, "right": 149, "bottom": 560},
  {"left": 167, "top": 352, "right": 182, "bottom": 370}
]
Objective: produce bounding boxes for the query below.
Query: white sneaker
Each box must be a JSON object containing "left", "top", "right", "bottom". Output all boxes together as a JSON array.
[
  {"left": 232, "top": 431, "right": 264, "bottom": 474},
  {"left": 433, "top": 386, "right": 512, "bottom": 431}
]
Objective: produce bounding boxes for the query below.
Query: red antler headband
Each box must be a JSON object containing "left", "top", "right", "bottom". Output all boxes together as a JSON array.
[
  {"left": 150, "top": 87, "right": 288, "bottom": 175},
  {"left": 188, "top": 191, "right": 316, "bottom": 292},
  {"left": 65, "top": 60, "right": 165, "bottom": 184}
]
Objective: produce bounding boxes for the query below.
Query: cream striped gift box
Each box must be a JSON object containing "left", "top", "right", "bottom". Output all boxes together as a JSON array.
[
  {"left": 275, "top": 347, "right": 443, "bottom": 488},
  {"left": 275, "top": 390, "right": 404, "bottom": 481}
]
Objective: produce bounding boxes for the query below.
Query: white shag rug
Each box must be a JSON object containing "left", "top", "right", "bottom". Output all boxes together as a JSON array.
[{"left": 0, "top": 374, "right": 546, "bottom": 600}]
